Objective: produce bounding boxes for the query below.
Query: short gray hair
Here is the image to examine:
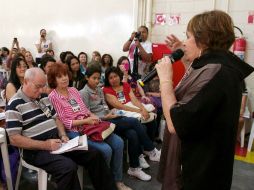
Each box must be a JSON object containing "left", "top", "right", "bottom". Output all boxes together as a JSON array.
[{"left": 24, "top": 67, "right": 46, "bottom": 81}]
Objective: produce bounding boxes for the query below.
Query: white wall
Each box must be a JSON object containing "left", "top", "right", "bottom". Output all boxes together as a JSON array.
[
  {"left": 0, "top": 0, "right": 137, "bottom": 62},
  {"left": 151, "top": 0, "right": 254, "bottom": 107}
]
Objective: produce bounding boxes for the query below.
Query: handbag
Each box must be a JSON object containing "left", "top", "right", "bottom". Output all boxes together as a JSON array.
[
  {"left": 79, "top": 121, "right": 115, "bottom": 142},
  {"left": 119, "top": 102, "right": 157, "bottom": 123}
]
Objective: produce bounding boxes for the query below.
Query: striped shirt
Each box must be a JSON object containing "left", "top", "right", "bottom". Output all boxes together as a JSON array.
[
  {"left": 5, "top": 89, "right": 58, "bottom": 140},
  {"left": 49, "top": 87, "right": 91, "bottom": 132}
]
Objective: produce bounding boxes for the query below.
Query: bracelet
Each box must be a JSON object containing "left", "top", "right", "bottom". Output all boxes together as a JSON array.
[
  {"left": 59, "top": 134, "right": 67, "bottom": 138},
  {"left": 160, "top": 80, "right": 172, "bottom": 86}
]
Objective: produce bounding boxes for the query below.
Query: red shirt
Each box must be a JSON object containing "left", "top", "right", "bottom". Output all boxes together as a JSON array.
[{"left": 103, "top": 82, "right": 131, "bottom": 104}]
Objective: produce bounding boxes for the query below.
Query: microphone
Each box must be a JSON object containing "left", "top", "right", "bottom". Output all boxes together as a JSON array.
[{"left": 138, "top": 49, "right": 184, "bottom": 87}]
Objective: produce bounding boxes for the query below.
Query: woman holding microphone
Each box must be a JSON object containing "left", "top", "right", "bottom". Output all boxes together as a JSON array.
[{"left": 156, "top": 10, "right": 254, "bottom": 190}]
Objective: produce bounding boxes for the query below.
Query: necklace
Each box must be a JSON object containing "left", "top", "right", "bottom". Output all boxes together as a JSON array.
[{"left": 175, "top": 62, "right": 193, "bottom": 90}]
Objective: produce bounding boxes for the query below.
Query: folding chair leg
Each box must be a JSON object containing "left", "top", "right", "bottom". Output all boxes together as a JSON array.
[
  {"left": 15, "top": 162, "right": 23, "bottom": 190},
  {"left": 240, "top": 124, "right": 245, "bottom": 148},
  {"left": 38, "top": 169, "right": 47, "bottom": 190},
  {"left": 77, "top": 166, "right": 84, "bottom": 190},
  {"left": 247, "top": 122, "right": 254, "bottom": 152}
]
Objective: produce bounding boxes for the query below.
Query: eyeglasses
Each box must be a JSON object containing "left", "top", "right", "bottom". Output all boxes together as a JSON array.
[{"left": 31, "top": 81, "right": 47, "bottom": 89}]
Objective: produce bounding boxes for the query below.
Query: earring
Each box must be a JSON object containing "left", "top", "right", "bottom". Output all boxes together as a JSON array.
[{"left": 198, "top": 50, "right": 202, "bottom": 58}]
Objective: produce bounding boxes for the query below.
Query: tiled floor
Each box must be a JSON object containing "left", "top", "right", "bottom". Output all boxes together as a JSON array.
[
  {"left": 14, "top": 154, "right": 254, "bottom": 190},
  {"left": 2, "top": 139, "right": 254, "bottom": 190}
]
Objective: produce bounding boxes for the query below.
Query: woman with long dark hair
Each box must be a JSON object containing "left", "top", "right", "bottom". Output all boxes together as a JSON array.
[
  {"left": 5, "top": 57, "right": 28, "bottom": 102},
  {"left": 66, "top": 55, "right": 86, "bottom": 90}
]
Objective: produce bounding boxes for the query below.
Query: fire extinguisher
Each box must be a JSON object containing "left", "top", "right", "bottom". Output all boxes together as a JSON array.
[{"left": 233, "top": 26, "right": 246, "bottom": 60}]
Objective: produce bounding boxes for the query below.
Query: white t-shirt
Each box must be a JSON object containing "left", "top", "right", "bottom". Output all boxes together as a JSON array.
[
  {"left": 128, "top": 40, "right": 152, "bottom": 76},
  {"left": 35, "top": 39, "right": 51, "bottom": 58}
]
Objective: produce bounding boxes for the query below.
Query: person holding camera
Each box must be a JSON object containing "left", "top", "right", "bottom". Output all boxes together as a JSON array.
[
  {"left": 35, "top": 29, "right": 53, "bottom": 65},
  {"left": 123, "top": 26, "right": 152, "bottom": 77},
  {"left": 4, "top": 38, "right": 21, "bottom": 70}
]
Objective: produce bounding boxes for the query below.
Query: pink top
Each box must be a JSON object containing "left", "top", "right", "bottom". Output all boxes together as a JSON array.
[{"left": 49, "top": 87, "right": 91, "bottom": 132}]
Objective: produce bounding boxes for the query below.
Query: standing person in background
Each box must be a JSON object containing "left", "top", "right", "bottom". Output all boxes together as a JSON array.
[
  {"left": 156, "top": 10, "right": 254, "bottom": 190},
  {"left": 35, "top": 29, "right": 53, "bottom": 65},
  {"left": 78, "top": 52, "right": 88, "bottom": 75},
  {"left": 123, "top": 26, "right": 152, "bottom": 77}
]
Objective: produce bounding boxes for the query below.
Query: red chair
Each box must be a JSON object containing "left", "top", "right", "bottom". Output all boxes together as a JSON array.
[{"left": 152, "top": 43, "right": 185, "bottom": 88}]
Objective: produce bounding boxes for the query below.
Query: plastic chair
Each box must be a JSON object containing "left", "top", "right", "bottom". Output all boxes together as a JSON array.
[
  {"left": 247, "top": 116, "right": 254, "bottom": 152},
  {"left": 0, "top": 127, "right": 13, "bottom": 190},
  {"left": 15, "top": 155, "right": 84, "bottom": 190},
  {"left": 240, "top": 105, "right": 251, "bottom": 147},
  {"left": 240, "top": 89, "right": 252, "bottom": 148}
]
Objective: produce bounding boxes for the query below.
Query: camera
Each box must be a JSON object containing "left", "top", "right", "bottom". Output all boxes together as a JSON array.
[
  {"left": 14, "top": 37, "right": 17, "bottom": 41},
  {"left": 135, "top": 32, "right": 142, "bottom": 42}
]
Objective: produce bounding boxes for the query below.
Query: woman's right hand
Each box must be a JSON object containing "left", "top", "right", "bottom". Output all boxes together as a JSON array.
[
  {"left": 165, "top": 34, "right": 182, "bottom": 51},
  {"left": 141, "top": 109, "right": 150, "bottom": 121},
  {"left": 84, "top": 117, "right": 99, "bottom": 125}
]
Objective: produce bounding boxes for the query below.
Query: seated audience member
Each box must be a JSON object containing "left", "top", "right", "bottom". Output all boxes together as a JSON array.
[
  {"left": 5, "top": 57, "right": 28, "bottom": 102},
  {"left": 5, "top": 67, "right": 116, "bottom": 190},
  {"left": 59, "top": 51, "right": 67, "bottom": 64},
  {"left": 66, "top": 55, "right": 86, "bottom": 90},
  {"left": 20, "top": 47, "right": 26, "bottom": 56},
  {"left": 40, "top": 55, "right": 56, "bottom": 94},
  {"left": 35, "top": 29, "right": 53, "bottom": 65},
  {"left": 92, "top": 51, "right": 101, "bottom": 62},
  {"left": 101, "top": 54, "right": 113, "bottom": 73},
  {"left": 117, "top": 56, "right": 150, "bottom": 103},
  {"left": 78, "top": 52, "right": 88, "bottom": 75},
  {"left": 101, "top": 53, "right": 114, "bottom": 86},
  {"left": 0, "top": 58, "right": 7, "bottom": 91},
  {"left": 104, "top": 66, "right": 158, "bottom": 141},
  {"left": 46, "top": 49, "right": 55, "bottom": 57},
  {"left": 24, "top": 51, "right": 37, "bottom": 68},
  {"left": 65, "top": 51, "right": 75, "bottom": 62},
  {"left": 80, "top": 65, "right": 161, "bottom": 181},
  {"left": 47, "top": 63, "right": 127, "bottom": 190},
  {"left": 40, "top": 54, "right": 56, "bottom": 74},
  {"left": 5, "top": 38, "right": 21, "bottom": 70},
  {"left": 142, "top": 64, "right": 163, "bottom": 139},
  {"left": 1, "top": 47, "right": 9, "bottom": 64},
  {"left": 88, "top": 51, "right": 101, "bottom": 67}
]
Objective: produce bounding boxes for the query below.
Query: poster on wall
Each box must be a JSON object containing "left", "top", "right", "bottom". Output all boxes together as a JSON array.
[
  {"left": 155, "top": 13, "right": 166, "bottom": 25},
  {"left": 168, "top": 14, "right": 180, "bottom": 26},
  {"left": 248, "top": 11, "right": 254, "bottom": 24}
]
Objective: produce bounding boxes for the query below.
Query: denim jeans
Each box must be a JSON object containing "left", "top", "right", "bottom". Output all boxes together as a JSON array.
[
  {"left": 108, "top": 116, "right": 155, "bottom": 168},
  {"left": 66, "top": 131, "right": 124, "bottom": 182}
]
